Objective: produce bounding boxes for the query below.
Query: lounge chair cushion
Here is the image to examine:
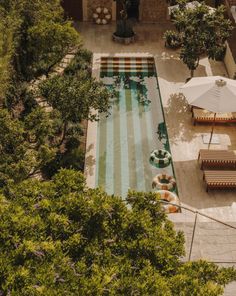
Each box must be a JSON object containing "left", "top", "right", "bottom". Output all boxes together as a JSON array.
[
  {"left": 203, "top": 170, "right": 236, "bottom": 191},
  {"left": 198, "top": 149, "right": 236, "bottom": 169},
  {"left": 193, "top": 108, "right": 236, "bottom": 124}
]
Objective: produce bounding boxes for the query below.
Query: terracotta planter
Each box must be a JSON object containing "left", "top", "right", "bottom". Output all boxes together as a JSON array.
[{"left": 112, "top": 33, "right": 136, "bottom": 45}]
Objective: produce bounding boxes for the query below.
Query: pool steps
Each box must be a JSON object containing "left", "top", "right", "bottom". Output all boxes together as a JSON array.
[{"left": 100, "top": 57, "right": 155, "bottom": 73}]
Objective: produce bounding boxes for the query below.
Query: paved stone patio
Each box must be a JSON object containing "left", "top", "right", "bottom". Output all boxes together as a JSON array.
[{"left": 78, "top": 22, "right": 236, "bottom": 295}]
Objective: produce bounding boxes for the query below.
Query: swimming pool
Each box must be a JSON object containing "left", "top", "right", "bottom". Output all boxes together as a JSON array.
[{"left": 96, "top": 57, "right": 176, "bottom": 197}]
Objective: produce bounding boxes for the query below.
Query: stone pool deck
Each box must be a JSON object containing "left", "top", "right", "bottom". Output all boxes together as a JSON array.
[
  {"left": 78, "top": 22, "right": 236, "bottom": 295},
  {"left": 78, "top": 21, "right": 236, "bottom": 214}
]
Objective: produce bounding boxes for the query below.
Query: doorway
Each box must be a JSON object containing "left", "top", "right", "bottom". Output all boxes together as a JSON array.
[
  {"left": 61, "top": 0, "right": 83, "bottom": 21},
  {"left": 116, "top": 0, "right": 140, "bottom": 21},
  {"left": 127, "top": 0, "right": 140, "bottom": 20}
]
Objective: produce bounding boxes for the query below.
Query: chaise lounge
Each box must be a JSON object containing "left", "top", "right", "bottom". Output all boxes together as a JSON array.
[
  {"left": 192, "top": 108, "right": 236, "bottom": 125},
  {"left": 198, "top": 149, "right": 236, "bottom": 169},
  {"left": 203, "top": 170, "right": 236, "bottom": 191}
]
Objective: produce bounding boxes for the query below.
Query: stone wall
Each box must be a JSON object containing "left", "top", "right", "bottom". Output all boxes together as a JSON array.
[
  {"left": 87, "top": 0, "right": 113, "bottom": 21},
  {"left": 139, "top": 0, "right": 168, "bottom": 23}
]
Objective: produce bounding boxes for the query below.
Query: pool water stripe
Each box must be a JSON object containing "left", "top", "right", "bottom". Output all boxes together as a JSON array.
[
  {"left": 129, "top": 64, "right": 146, "bottom": 191},
  {"left": 125, "top": 85, "right": 137, "bottom": 190},
  {"left": 97, "top": 112, "right": 107, "bottom": 189},
  {"left": 113, "top": 91, "right": 122, "bottom": 196},
  {"left": 113, "top": 61, "right": 121, "bottom": 196},
  {"left": 140, "top": 74, "right": 155, "bottom": 191},
  {"left": 97, "top": 71, "right": 113, "bottom": 190},
  {"left": 130, "top": 78, "right": 146, "bottom": 191},
  {"left": 95, "top": 110, "right": 100, "bottom": 187},
  {"left": 105, "top": 85, "right": 114, "bottom": 195},
  {"left": 139, "top": 83, "right": 152, "bottom": 191},
  {"left": 119, "top": 61, "right": 130, "bottom": 196},
  {"left": 142, "top": 68, "right": 158, "bottom": 152}
]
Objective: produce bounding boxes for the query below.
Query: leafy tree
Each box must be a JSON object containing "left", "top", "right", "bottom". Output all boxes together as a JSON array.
[
  {"left": 0, "top": 169, "right": 235, "bottom": 295},
  {"left": 0, "top": 109, "right": 29, "bottom": 185},
  {"left": 169, "top": 1, "right": 233, "bottom": 77},
  {"left": 0, "top": 3, "right": 22, "bottom": 102},
  {"left": 26, "top": 20, "right": 80, "bottom": 77},
  {"left": 38, "top": 72, "right": 112, "bottom": 143},
  {"left": 24, "top": 107, "right": 58, "bottom": 147},
  {"left": 64, "top": 48, "right": 92, "bottom": 75},
  {"left": 0, "top": 0, "right": 80, "bottom": 80},
  {"left": 0, "top": 0, "right": 98, "bottom": 180},
  {"left": 0, "top": 108, "right": 57, "bottom": 186}
]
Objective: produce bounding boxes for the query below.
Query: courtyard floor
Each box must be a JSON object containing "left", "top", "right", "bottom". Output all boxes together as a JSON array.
[
  {"left": 78, "top": 22, "right": 236, "bottom": 295},
  {"left": 78, "top": 21, "right": 236, "bottom": 214}
]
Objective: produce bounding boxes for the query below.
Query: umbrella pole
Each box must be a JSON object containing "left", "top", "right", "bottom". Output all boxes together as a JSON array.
[{"left": 208, "top": 113, "right": 216, "bottom": 149}]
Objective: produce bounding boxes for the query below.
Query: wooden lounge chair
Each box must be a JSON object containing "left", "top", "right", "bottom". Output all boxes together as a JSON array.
[
  {"left": 203, "top": 170, "right": 236, "bottom": 191},
  {"left": 192, "top": 108, "right": 236, "bottom": 125},
  {"left": 198, "top": 149, "right": 236, "bottom": 169}
]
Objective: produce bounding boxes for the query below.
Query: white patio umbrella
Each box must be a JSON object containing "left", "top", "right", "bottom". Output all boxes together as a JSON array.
[{"left": 180, "top": 76, "right": 236, "bottom": 147}]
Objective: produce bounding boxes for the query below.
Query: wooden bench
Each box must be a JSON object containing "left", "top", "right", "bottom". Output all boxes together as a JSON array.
[
  {"left": 203, "top": 170, "right": 236, "bottom": 191},
  {"left": 192, "top": 108, "right": 236, "bottom": 125},
  {"left": 198, "top": 149, "right": 236, "bottom": 169}
]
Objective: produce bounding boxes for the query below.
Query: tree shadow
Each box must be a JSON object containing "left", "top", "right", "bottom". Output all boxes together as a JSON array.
[
  {"left": 84, "top": 143, "right": 96, "bottom": 178},
  {"left": 164, "top": 93, "right": 198, "bottom": 143},
  {"left": 156, "top": 56, "right": 207, "bottom": 83}
]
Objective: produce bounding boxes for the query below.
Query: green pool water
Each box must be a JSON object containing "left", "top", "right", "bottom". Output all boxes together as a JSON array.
[{"left": 96, "top": 57, "right": 176, "bottom": 197}]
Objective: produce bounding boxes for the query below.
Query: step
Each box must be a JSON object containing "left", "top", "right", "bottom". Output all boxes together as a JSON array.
[
  {"left": 100, "top": 67, "right": 155, "bottom": 72},
  {"left": 100, "top": 61, "right": 154, "bottom": 65},
  {"left": 100, "top": 65, "right": 155, "bottom": 70},
  {"left": 100, "top": 66, "right": 155, "bottom": 70},
  {"left": 100, "top": 69, "right": 155, "bottom": 73}
]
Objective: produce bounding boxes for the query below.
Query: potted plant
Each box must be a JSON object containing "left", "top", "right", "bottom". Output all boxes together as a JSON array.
[
  {"left": 113, "top": 0, "right": 135, "bottom": 44},
  {"left": 163, "top": 30, "right": 182, "bottom": 49}
]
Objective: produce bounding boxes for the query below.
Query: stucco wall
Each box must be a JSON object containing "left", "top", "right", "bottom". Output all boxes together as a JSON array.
[
  {"left": 224, "top": 42, "right": 236, "bottom": 78},
  {"left": 87, "top": 0, "right": 113, "bottom": 21},
  {"left": 139, "top": 0, "right": 168, "bottom": 23},
  {"left": 85, "top": 0, "right": 168, "bottom": 22}
]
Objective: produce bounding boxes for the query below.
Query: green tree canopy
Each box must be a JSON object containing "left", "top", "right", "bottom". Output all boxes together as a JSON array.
[
  {"left": 0, "top": 0, "right": 80, "bottom": 81},
  {"left": 38, "top": 71, "right": 112, "bottom": 143},
  {"left": 0, "top": 169, "right": 235, "bottom": 295},
  {"left": 0, "top": 1, "right": 93, "bottom": 180},
  {"left": 26, "top": 20, "right": 80, "bottom": 77},
  {"left": 39, "top": 72, "right": 111, "bottom": 123},
  {"left": 169, "top": 1, "right": 233, "bottom": 77},
  {"left": 0, "top": 108, "right": 57, "bottom": 186}
]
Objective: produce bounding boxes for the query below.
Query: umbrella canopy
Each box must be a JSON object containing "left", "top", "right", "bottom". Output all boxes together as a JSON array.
[{"left": 180, "top": 76, "right": 236, "bottom": 113}]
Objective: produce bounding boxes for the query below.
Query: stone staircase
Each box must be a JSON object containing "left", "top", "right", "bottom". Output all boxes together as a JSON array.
[{"left": 29, "top": 48, "right": 78, "bottom": 111}]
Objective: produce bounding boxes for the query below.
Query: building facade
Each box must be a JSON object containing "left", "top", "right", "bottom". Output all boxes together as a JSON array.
[{"left": 62, "top": 0, "right": 169, "bottom": 23}]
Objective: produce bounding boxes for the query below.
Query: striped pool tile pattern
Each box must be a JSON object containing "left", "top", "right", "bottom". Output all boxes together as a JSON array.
[{"left": 96, "top": 57, "right": 175, "bottom": 197}]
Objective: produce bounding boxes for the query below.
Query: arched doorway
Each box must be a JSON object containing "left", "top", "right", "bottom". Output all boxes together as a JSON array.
[{"left": 61, "top": 0, "right": 83, "bottom": 21}]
